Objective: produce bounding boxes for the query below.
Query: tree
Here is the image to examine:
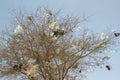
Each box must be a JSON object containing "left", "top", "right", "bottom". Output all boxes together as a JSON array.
[{"left": 0, "top": 7, "right": 119, "bottom": 80}]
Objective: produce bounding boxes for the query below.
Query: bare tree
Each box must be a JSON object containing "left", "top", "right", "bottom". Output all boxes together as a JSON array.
[{"left": 0, "top": 7, "right": 119, "bottom": 80}]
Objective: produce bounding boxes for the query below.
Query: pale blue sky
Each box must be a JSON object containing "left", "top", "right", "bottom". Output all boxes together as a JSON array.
[{"left": 0, "top": 0, "right": 120, "bottom": 80}]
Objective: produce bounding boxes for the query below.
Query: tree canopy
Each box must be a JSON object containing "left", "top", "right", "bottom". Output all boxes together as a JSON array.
[{"left": 0, "top": 7, "right": 119, "bottom": 80}]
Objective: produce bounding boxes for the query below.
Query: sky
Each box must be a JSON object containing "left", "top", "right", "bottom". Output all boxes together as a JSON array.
[{"left": 0, "top": 0, "right": 120, "bottom": 80}]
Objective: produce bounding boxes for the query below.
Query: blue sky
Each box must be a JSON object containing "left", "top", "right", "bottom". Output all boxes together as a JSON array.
[{"left": 0, "top": 0, "right": 120, "bottom": 80}]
